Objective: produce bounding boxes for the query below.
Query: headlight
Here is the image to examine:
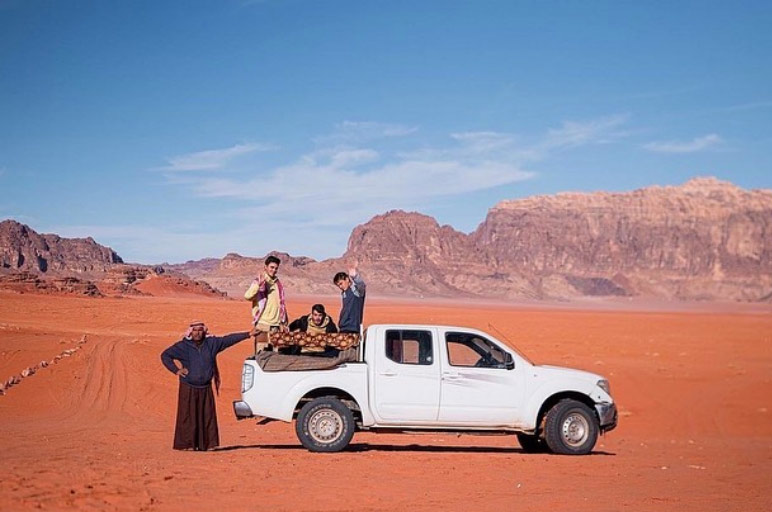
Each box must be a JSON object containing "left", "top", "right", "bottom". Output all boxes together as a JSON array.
[
  {"left": 242, "top": 364, "right": 254, "bottom": 393},
  {"left": 597, "top": 379, "right": 611, "bottom": 395}
]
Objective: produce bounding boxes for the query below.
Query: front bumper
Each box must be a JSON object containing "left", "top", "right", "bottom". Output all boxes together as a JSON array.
[
  {"left": 595, "top": 402, "right": 618, "bottom": 433},
  {"left": 233, "top": 400, "right": 254, "bottom": 420}
]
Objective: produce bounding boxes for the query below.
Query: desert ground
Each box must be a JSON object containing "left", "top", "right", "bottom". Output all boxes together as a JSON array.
[{"left": 1, "top": 290, "right": 770, "bottom": 511}]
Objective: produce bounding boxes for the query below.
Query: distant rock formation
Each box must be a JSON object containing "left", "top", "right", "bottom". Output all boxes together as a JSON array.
[
  {"left": 0, "top": 220, "right": 225, "bottom": 298},
  {"left": 0, "top": 271, "right": 102, "bottom": 297},
  {"left": 163, "top": 251, "right": 332, "bottom": 298},
  {"left": 97, "top": 265, "right": 227, "bottom": 298},
  {"left": 4, "top": 177, "right": 771, "bottom": 301},
  {"left": 0, "top": 219, "right": 122, "bottom": 274},
  {"left": 471, "top": 177, "right": 772, "bottom": 300},
  {"left": 340, "top": 178, "right": 771, "bottom": 300},
  {"left": 341, "top": 210, "right": 488, "bottom": 297},
  {"left": 189, "top": 177, "right": 770, "bottom": 301},
  {"left": 158, "top": 257, "right": 222, "bottom": 279}
]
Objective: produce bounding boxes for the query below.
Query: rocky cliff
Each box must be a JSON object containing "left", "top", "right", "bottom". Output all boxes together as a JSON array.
[
  {"left": 5, "top": 177, "right": 770, "bottom": 301},
  {"left": 341, "top": 211, "right": 493, "bottom": 296},
  {"left": 0, "top": 220, "right": 225, "bottom": 298},
  {"left": 338, "top": 177, "right": 772, "bottom": 300},
  {"left": 471, "top": 177, "right": 772, "bottom": 299},
  {"left": 0, "top": 219, "right": 122, "bottom": 274}
]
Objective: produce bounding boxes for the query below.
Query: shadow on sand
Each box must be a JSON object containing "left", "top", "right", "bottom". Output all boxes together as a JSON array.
[{"left": 215, "top": 443, "right": 615, "bottom": 455}]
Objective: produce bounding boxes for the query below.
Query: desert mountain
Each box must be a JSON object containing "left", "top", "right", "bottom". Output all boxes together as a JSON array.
[
  {"left": 0, "top": 219, "right": 122, "bottom": 274},
  {"left": 470, "top": 177, "right": 771, "bottom": 300},
  {"left": 0, "top": 220, "right": 224, "bottom": 298},
  {"left": 163, "top": 251, "right": 336, "bottom": 298},
  {"left": 167, "top": 177, "right": 772, "bottom": 301},
  {"left": 3, "top": 177, "right": 770, "bottom": 301}
]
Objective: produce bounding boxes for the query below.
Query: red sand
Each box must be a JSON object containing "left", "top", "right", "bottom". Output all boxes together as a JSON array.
[{"left": 1, "top": 291, "right": 771, "bottom": 511}]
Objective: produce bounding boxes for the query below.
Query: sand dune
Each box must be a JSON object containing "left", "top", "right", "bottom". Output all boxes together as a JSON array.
[{"left": 1, "top": 291, "right": 770, "bottom": 511}]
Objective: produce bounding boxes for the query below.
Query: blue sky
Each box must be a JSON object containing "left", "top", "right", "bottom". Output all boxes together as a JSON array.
[{"left": 1, "top": 0, "right": 770, "bottom": 263}]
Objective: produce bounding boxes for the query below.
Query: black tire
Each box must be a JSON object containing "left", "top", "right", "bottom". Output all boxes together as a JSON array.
[
  {"left": 543, "top": 399, "right": 599, "bottom": 455},
  {"left": 295, "top": 397, "right": 355, "bottom": 452},
  {"left": 517, "top": 433, "right": 546, "bottom": 453}
]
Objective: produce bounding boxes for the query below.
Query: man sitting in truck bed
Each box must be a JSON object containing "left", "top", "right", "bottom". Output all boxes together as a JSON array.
[
  {"left": 284, "top": 304, "right": 339, "bottom": 355},
  {"left": 289, "top": 304, "right": 338, "bottom": 335}
]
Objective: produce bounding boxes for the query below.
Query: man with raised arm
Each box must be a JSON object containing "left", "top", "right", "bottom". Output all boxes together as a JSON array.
[
  {"left": 161, "top": 321, "right": 256, "bottom": 451},
  {"left": 333, "top": 266, "right": 366, "bottom": 334},
  {"left": 244, "top": 255, "right": 288, "bottom": 352}
]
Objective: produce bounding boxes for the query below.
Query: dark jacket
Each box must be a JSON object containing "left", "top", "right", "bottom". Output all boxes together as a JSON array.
[
  {"left": 160, "top": 332, "right": 249, "bottom": 388},
  {"left": 289, "top": 314, "right": 338, "bottom": 333},
  {"left": 339, "top": 274, "right": 366, "bottom": 333}
]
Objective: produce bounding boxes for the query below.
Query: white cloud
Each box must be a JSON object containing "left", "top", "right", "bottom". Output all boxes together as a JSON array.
[
  {"left": 168, "top": 117, "right": 627, "bottom": 222},
  {"left": 188, "top": 143, "right": 533, "bottom": 215},
  {"left": 400, "top": 131, "right": 541, "bottom": 163},
  {"left": 129, "top": 115, "right": 627, "bottom": 261},
  {"left": 320, "top": 148, "right": 380, "bottom": 169},
  {"left": 159, "top": 142, "right": 275, "bottom": 171},
  {"left": 314, "top": 121, "right": 418, "bottom": 146},
  {"left": 340, "top": 120, "right": 418, "bottom": 137},
  {"left": 450, "top": 131, "right": 518, "bottom": 153},
  {"left": 544, "top": 115, "right": 629, "bottom": 149},
  {"left": 643, "top": 134, "right": 722, "bottom": 153}
]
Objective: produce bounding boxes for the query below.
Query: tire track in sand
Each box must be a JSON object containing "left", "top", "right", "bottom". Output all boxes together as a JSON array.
[{"left": 78, "top": 336, "right": 131, "bottom": 419}]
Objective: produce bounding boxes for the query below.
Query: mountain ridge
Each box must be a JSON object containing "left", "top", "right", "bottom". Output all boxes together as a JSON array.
[
  {"left": 193, "top": 177, "right": 772, "bottom": 301},
  {"left": 3, "top": 177, "right": 770, "bottom": 301}
]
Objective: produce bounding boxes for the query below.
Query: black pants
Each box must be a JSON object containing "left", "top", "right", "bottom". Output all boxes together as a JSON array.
[{"left": 173, "top": 382, "right": 219, "bottom": 451}]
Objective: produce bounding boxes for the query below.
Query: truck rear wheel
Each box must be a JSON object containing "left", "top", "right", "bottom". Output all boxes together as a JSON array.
[
  {"left": 543, "top": 399, "right": 598, "bottom": 455},
  {"left": 296, "top": 397, "right": 355, "bottom": 452}
]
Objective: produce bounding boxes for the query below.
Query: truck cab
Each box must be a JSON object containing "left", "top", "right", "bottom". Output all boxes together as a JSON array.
[{"left": 234, "top": 324, "right": 617, "bottom": 454}]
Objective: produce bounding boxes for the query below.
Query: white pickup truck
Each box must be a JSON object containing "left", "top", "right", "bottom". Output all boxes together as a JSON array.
[{"left": 233, "top": 324, "right": 617, "bottom": 454}]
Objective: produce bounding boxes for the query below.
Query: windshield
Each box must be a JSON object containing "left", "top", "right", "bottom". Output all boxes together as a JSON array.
[{"left": 486, "top": 323, "right": 536, "bottom": 366}]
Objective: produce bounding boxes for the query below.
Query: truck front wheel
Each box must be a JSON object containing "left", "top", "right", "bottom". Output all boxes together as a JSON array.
[
  {"left": 296, "top": 397, "right": 355, "bottom": 452},
  {"left": 543, "top": 399, "right": 599, "bottom": 455}
]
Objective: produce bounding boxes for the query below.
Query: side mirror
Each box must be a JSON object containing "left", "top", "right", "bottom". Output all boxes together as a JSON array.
[{"left": 504, "top": 353, "right": 515, "bottom": 370}]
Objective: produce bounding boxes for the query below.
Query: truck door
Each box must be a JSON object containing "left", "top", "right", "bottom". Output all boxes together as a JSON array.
[
  {"left": 438, "top": 331, "right": 522, "bottom": 425},
  {"left": 373, "top": 328, "right": 440, "bottom": 423}
]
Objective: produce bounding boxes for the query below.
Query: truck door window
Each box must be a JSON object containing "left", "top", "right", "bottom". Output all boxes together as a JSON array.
[
  {"left": 385, "top": 330, "right": 433, "bottom": 365},
  {"left": 446, "top": 332, "right": 507, "bottom": 369}
]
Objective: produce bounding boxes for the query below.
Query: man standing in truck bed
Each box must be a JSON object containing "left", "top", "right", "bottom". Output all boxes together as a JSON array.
[
  {"left": 244, "top": 255, "right": 288, "bottom": 352},
  {"left": 333, "top": 266, "right": 366, "bottom": 334}
]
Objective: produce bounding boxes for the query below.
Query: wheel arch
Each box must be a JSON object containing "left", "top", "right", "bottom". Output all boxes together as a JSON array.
[
  {"left": 534, "top": 391, "right": 598, "bottom": 437},
  {"left": 294, "top": 387, "right": 363, "bottom": 423}
]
